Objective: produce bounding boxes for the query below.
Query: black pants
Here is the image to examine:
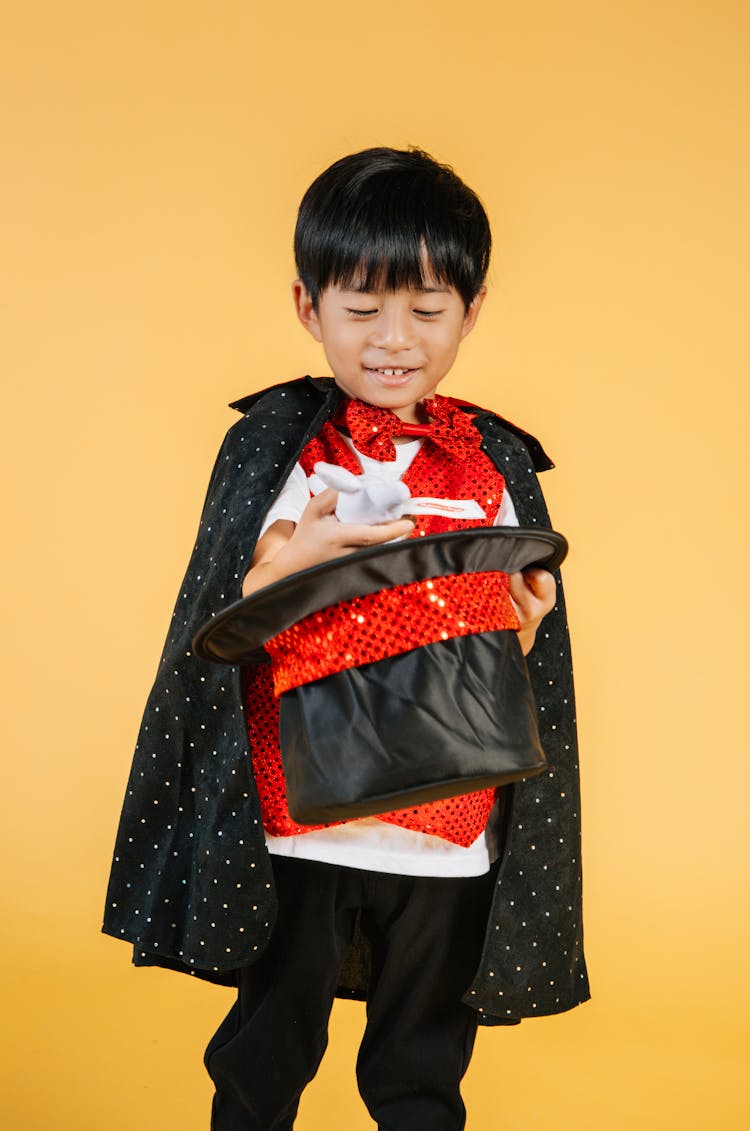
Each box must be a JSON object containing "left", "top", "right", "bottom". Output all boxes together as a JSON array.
[{"left": 204, "top": 855, "right": 496, "bottom": 1131}]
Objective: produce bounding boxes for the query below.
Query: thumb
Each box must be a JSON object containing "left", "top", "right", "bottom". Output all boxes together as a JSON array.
[
  {"left": 522, "top": 568, "right": 555, "bottom": 598},
  {"left": 307, "top": 487, "right": 339, "bottom": 517}
]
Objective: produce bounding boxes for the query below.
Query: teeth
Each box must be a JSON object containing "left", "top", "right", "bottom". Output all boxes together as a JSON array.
[{"left": 376, "top": 368, "right": 409, "bottom": 375}]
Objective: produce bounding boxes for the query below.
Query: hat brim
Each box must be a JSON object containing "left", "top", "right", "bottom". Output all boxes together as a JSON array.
[{"left": 193, "top": 526, "right": 568, "bottom": 666}]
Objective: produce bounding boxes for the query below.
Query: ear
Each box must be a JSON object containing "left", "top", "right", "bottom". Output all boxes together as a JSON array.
[
  {"left": 460, "top": 285, "right": 487, "bottom": 339},
  {"left": 292, "top": 279, "right": 323, "bottom": 343}
]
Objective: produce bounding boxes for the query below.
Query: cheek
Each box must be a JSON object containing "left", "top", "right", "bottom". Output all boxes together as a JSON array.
[
  {"left": 327, "top": 321, "right": 363, "bottom": 350},
  {"left": 431, "top": 327, "right": 463, "bottom": 358}
]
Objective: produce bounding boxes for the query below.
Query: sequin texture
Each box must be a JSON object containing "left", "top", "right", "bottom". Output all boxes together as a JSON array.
[
  {"left": 244, "top": 397, "right": 516, "bottom": 847},
  {"left": 268, "top": 573, "right": 518, "bottom": 693}
]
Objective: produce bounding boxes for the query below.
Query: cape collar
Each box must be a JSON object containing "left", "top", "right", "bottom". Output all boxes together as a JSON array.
[{"left": 229, "top": 376, "right": 554, "bottom": 471}]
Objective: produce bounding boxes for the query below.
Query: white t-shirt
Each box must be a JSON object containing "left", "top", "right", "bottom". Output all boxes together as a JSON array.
[{"left": 258, "top": 433, "right": 519, "bottom": 877}]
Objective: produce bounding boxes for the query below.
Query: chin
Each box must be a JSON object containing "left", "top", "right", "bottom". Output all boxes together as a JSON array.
[{"left": 333, "top": 370, "right": 438, "bottom": 414}]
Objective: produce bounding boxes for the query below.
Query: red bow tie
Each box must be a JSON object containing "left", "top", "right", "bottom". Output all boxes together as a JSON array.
[{"left": 334, "top": 394, "right": 482, "bottom": 462}]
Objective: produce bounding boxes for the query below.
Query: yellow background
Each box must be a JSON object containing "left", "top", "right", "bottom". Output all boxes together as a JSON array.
[{"left": 2, "top": 1, "right": 749, "bottom": 1127}]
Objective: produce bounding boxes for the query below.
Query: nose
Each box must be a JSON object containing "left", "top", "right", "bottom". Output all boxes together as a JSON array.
[{"left": 370, "top": 304, "right": 415, "bottom": 351}]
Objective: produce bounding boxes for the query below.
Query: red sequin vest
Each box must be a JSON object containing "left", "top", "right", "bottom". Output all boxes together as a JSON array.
[{"left": 241, "top": 402, "right": 520, "bottom": 847}]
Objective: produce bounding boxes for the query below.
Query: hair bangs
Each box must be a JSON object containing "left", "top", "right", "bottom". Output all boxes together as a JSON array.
[{"left": 325, "top": 222, "right": 448, "bottom": 298}]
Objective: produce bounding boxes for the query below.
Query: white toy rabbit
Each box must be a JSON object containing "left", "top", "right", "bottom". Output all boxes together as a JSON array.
[{"left": 310, "top": 462, "right": 486, "bottom": 525}]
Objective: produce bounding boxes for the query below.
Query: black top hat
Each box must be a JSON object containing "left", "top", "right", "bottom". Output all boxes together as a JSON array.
[{"left": 192, "top": 526, "right": 568, "bottom": 823}]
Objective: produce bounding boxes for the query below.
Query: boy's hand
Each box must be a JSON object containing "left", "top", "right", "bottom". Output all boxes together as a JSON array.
[
  {"left": 242, "top": 489, "right": 415, "bottom": 597},
  {"left": 509, "top": 568, "right": 557, "bottom": 656},
  {"left": 279, "top": 489, "right": 415, "bottom": 572}
]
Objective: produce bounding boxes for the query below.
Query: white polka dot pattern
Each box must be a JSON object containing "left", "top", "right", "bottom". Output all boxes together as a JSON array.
[{"left": 102, "top": 376, "right": 589, "bottom": 1018}]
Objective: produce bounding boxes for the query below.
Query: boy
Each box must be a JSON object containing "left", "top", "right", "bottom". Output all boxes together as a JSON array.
[{"left": 103, "top": 147, "right": 589, "bottom": 1130}]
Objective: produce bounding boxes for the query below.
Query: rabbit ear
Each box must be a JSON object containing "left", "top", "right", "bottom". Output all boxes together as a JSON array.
[
  {"left": 312, "top": 461, "right": 358, "bottom": 492},
  {"left": 365, "top": 481, "right": 411, "bottom": 507}
]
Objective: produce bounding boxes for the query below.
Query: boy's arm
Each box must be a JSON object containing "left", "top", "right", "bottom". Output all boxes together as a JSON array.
[
  {"left": 242, "top": 488, "right": 414, "bottom": 597},
  {"left": 509, "top": 568, "right": 557, "bottom": 656}
]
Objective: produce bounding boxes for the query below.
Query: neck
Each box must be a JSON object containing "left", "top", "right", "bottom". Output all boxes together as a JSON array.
[{"left": 391, "top": 401, "right": 430, "bottom": 425}]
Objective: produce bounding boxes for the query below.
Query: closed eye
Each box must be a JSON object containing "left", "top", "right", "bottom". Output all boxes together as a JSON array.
[{"left": 345, "top": 307, "right": 443, "bottom": 319}]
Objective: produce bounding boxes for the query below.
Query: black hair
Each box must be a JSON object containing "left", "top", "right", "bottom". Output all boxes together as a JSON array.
[{"left": 294, "top": 147, "right": 491, "bottom": 312}]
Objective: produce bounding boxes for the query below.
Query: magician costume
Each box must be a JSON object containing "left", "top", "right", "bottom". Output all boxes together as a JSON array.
[{"left": 103, "top": 376, "right": 589, "bottom": 1031}]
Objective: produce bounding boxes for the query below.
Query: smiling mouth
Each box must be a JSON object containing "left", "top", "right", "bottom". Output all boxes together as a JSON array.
[{"left": 367, "top": 367, "right": 418, "bottom": 377}]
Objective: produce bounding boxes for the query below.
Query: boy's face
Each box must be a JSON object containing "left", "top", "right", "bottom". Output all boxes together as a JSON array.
[{"left": 292, "top": 274, "right": 486, "bottom": 423}]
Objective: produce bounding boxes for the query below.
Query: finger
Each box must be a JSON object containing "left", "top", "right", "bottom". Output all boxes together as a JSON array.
[
  {"left": 508, "top": 570, "right": 547, "bottom": 621},
  {"left": 509, "top": 568, "right": 553, "bottom": 597},
  {"left": 508, "top": 571, "right": 531, "bottom": 603},
  {"left": 305, "top": 488, "right": 339, "bottom": 517},
  {"left": 520, "top": 565, "right": 549, "bottom": 592},
  {"left": 510, "top": 570, "right": 557, "bottom": 627},
  {"left": 522, "top": 568, "right": 556, "bottom": 600},
  {"left": 508, "top": 584, "right": 532, "bottom": 623},
  {"left": 337, "top": 518, "right": 416, "bottom": 547}
]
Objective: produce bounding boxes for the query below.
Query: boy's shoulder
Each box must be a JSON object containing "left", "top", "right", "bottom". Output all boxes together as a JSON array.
[
  {"left": 445, "top": 393, "right": 555, "bottom": 473},
  {"left": 228, "top": 375, "right": 336, "bottom": 418}
]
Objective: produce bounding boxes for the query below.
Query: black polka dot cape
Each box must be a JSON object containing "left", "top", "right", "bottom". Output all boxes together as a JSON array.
[{"left": 102, "top": 376, "right": 590, "bottom": 1023}]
